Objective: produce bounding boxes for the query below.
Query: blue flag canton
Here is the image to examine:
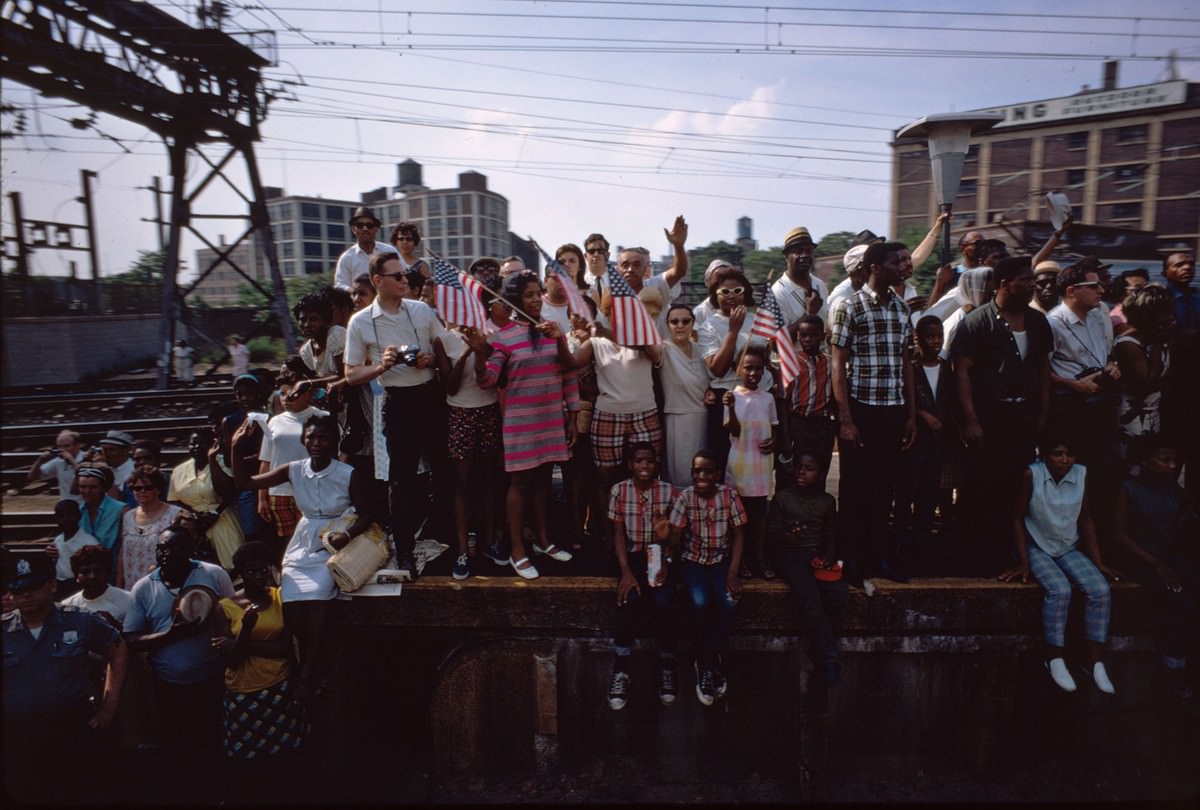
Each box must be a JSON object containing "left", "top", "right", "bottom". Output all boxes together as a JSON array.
[
  {"left": 432, "top": 257, "right": 460, "bottom": 287},
  {"left": 607, "top": 266, "right": 637, "bottom": 297}
]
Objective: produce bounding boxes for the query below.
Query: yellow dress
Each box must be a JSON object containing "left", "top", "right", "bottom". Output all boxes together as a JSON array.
[{"left": 168, "top": 458, "right": 245, "bottom": 569}]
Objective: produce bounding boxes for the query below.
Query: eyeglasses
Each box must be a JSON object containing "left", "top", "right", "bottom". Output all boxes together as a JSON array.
[
  {"left": 1072, "top": 281, "right": 1102, "bottom": 289},
  {"left": 586, "top": 248, "right": 607, "bottom": 255},
  {"left": 716, "top": 287, "right": 745, "bottom": 296},
  {"left": 668, "top": 318, "right": 694, "bottom": 325},
  {"left": 131, "top": 485, "right": 156, "bottom": 492},
  {"left": 351, "top": 221, "right": 378, "bottom": 230},
  {"left": 376, "top": 271, "right": 407, "bottom": 281},
  {"left": 394, "top": 235, "right": 414, "bottom": 241}
]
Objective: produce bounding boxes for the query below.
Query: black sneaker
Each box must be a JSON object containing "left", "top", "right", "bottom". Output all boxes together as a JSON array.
[
  {"left": 608, "top": 671, "right": 630, "bottom": 711},
  {"left": 712, "top": 668, "right": 728, "bottom": 699},
  {"left": 695, "top": 662, "right": 715, "bottom": 707},
  {"left": 397, "top": 553, "right": 418, "bottom": 582},
  {"left": 658, "top": 666, "right": 677, "bottom": 706},
  {"left": 483, "top": 542, "right": 508, "bottom": 566},
  {"left": 451, "top": 553, "right": 470, "bottom": 581}
]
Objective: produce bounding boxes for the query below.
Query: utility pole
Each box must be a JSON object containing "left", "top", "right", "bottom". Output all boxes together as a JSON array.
[
  {"left": 79, "top": 169, "right": 101, "bottom": 312},
  {"left": 7, "top": 191, "right": 33, "bottom": 312}
]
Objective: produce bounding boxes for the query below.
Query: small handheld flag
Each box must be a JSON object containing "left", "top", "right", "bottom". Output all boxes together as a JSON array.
[
  {"left": 750, "top": 286, "right": 799, "bottom": 392},
  {"left": 432, "top": 257, "right": 487, "bottom": 331},
  {"left": 605, "top": 266, "right": 661, "bottom": 347}
]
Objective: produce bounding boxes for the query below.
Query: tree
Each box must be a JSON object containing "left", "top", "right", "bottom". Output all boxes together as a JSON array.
[
  {"left": 897, "top": 224, "right": 943, "bottom": 296},
  {"left": 741, "top": 247, "right": 787, "bottom": 286},
  {"left": 237, "top": 271, "right": 333, "bottom": 322},
  {"left": 103, "top": 249, "right": 164, "bottom": 311},
  {"left": 686, "top": 241, "right": 743, "bottom": 283},
  {"left": 814, "top": 231, "right": 857, "bottom": 262}
]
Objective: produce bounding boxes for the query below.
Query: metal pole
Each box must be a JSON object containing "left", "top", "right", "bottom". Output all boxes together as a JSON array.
[
  {"left": 151, "top": 176, "right": 165, "bottom": 252},
  {"left": 80, "top": 170, "right": 102, "bottom": 313},
  {"left": 7, "top": 191, "right": 33, "bottom": 313},
  {"left": 155, "top": 142, "right": 187, "bottom": 390},
  {"left": 242, "top": 142, "right": 297, "bottom": 353}
]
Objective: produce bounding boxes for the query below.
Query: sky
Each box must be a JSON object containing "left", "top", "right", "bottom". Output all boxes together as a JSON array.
[{"left": 2, "top": 0, "right": 1198, "bottom": 282}]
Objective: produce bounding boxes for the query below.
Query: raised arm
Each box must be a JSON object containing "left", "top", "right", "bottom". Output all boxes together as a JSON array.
[{"left": 662, "top": 215, "right": 689, "bottom": 288}]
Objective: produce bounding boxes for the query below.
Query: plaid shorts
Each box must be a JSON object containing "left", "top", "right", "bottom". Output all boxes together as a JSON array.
[
  {"left": 591, "top": 407, "right": 663, "bottom": 468},
  {"left": 269, "top": 494, "right": 301, "bottom": 539},
  {"left": 447, "top": 403, "right": 501, "bottom": 461}
]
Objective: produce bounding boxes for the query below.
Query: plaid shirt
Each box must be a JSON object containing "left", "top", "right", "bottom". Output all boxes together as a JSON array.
[
  {"left": 790, "top": 350, "right": 831, "bottom": 416},
  {"left": 607, "top": 479, "right": 677, "bottom": 553},
  {"left": 828, "top": 286, "right": 912, "bottom": 407},
  {"left": 668, "top": 484, "right": 747, "bottom": 565}
]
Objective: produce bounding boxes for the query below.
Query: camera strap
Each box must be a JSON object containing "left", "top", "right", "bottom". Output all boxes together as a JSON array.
[{"left": 1057, "top": 312, "right": 1108, "bottom": 371}]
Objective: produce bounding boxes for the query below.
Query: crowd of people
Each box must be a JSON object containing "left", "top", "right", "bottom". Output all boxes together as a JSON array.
[{"left": 5, "top": 203, "right": 1199, "bottom": 801}]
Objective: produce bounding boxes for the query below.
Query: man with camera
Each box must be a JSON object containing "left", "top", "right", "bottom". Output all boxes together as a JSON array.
[
  {"left": 27, "top": 429, "right": 85, "bottom": 502},
  {"left": 1046, "top": 260, "right": 1121, "bottom": 529},
  {"left": 343, "top": 251, "right": 449, "bottom": 581}
]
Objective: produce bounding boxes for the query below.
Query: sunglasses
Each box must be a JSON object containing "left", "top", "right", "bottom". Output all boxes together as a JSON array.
[
  {"left": 351, "top": 221, "right": 378, "bottom": 229},
  {"left": 131, "top": 485, "right": 157, "bottom": 492},
  {"left": 668, "top": 317, "right": 694, "bottom": 325},
  {"left": 376, "top": 271, "right": 407, "bottom": 281},
  {"left": 716, "top": 287, "right": 745, "bottom": 296},
  {"left": 394, "top": 235, "right": 414, "bottom": 241},
  {"left": 1072, "top": 281, "right": 1102, "bottom": 289},
  {"left": 586, "top": 248, "right": 607, "bottom": 255}
]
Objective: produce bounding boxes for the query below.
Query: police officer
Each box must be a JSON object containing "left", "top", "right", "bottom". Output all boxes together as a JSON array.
[{"left": 3, "top": 549, "right": 127, "bottom": 803}]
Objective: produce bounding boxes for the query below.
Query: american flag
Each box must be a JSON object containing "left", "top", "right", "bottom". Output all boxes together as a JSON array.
[
  {"left": 532, "top": 241, "right": 591, "bottom": 319},
  {"left": 605, "top": 266, "right": 661, "bottom": 347},
  {"left": 432, "top": 257, "right": 487, "bottom": 331},
  {"left": 750, "top": 286, "right": 799, "bottom": 392}
]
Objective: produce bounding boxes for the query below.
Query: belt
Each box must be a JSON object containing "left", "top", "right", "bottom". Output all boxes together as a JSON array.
[{"left": 996, "top": 396, "right": 1026, "bottom": 404}]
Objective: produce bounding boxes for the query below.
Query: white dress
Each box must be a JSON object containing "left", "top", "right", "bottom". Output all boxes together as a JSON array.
[
  {"left": 660, "top": 341, "right": 711, "bottom": 488},
  {"left": 280, "top": 458, "right": 355, "bottom": 603}
]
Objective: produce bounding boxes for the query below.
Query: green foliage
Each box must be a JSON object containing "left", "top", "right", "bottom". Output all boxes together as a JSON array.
[
  {"left": 247, "top": 336, "right": 285, "bottom": 363},
  {"left": 815, "top": 231, "right": 856, "bottom": 261},
  {"left": 897, "top": 224, "right": 944, "bottom": 297},
  {"left": 237, "top": 272, "right": 333, "bottom": 323},
  {"left": 686, "top": 241, "right": 743, "bottom": 282},
  {"left": 741, "top": 247, "right": 786, "bottom": 285}
]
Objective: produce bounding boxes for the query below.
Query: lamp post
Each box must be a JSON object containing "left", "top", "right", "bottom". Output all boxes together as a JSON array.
[{"left": 896, "top": 112, "right": 1004, "bottom": 267}]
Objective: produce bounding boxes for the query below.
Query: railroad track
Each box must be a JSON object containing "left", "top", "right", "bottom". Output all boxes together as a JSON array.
[
  {"left": 3, "top": 415, "right": 209, "bottom": 453},
  {"left": 2, "top": 448, "right": 191, "bottom": 490},
  {"left": 1, "top": 386, "right": 232, "bottom": 425}
]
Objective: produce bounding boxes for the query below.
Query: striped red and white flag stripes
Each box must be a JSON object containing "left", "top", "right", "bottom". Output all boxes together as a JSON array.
[
  {"left": 432, "top": 257, "right": 487, "bottom": 331},
  {"left": 750, "top": 286, "right": 800, "bottom": 392},
  {"left": 605, "top": 266, "right": 661, "bottom": 347}
]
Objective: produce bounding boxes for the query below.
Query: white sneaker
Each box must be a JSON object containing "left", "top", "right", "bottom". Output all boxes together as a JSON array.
[
  {"left": 1047, "top": 657, "right": 1077, "bottom": 692},
  {"left": 1092, "top": 661, "right": 1116, "bottom": 695}
]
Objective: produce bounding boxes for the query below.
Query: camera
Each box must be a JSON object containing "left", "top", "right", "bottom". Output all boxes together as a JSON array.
[{"left": 396, "top": 345, "right": 420, "bottom": 367}]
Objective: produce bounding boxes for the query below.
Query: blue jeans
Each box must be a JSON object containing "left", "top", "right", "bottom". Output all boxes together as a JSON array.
[
  {"left": 681, "top": 557, "right": 738, "bottom": 669},
  {"left": 613, "top": 550, "right": 677, "bottom": 655}
]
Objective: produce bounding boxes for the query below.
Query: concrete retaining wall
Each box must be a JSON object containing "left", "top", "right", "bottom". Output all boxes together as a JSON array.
[{"left": 2, "top": 315, "right": 171, "bottom": 386}]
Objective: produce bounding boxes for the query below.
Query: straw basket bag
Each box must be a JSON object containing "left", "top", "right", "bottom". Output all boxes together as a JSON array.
[{"left": 319, "top": 509, "right": 389, "bottom": 593}]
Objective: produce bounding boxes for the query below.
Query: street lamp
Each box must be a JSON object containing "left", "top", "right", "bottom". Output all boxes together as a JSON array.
[{"left": 896, "top": 112, "right": 1004, "bottom": 266}]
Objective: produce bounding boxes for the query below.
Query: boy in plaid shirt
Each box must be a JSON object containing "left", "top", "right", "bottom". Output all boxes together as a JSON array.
[
  {"left": 668, "top": 449, "right": 747, "bottom": 706},
  {"left": 606, "top": 443, "right": 679, "bottom": 711}
]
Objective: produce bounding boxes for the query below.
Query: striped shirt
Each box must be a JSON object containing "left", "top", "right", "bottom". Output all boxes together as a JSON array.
[
  {"left": 828, "top": 286, "right": 912, "bottom": 407},
  {"left": 480, "top": 322, "right": 580, "bottom": 473},
  {"left": 607, "top": 479, "right": 678, "bottom": 553},
  {"left": 790, "top": 350, "right": 831, "bottom": 416},
  {"left": 668, "top": 484, "right": 747, "bottom": 566}
]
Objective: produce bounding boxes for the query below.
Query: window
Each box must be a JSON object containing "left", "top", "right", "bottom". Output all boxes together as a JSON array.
[
  {"left": 301, "top": 202, "right": 320, "bottom": 219},
  {"left": 325, "top": 205, "right": 343, "bottom": 221},
  {"left": 279, "top": 221, "right": 294, "bottom": 240},
  {"left": 326, "top": 223, "right": 344, "bottom": 240},
  {"left": 461, "top": 237, "right": 472, "bottom": 256},
  {"left": 447, "top": 238, "right": 459, "bottom": 255},
  {"left": 1066, "top": 169, "right": 1086, "bottom": 187},
  {"left": 303, "top": 241, "right": 323, "bottom": 257},
  {"left": 282, "top": 260, "right": 296, "bottom": 277},
  {"left": 302, "top": 222, "right": 322, "bottom": 239},
  {"left": 1067, "top": 132, "right": 1088, "bottom": 151},
  {"left": 461, "top": 196, "right": 472, "bottom": 215},
  {"left": 1116, "top": 125, "right": 1147, "bottom": 144},
  {"left": 305, "top": 261, "right": 325, "bottom": 275},
  {"left": 409, "top": 199, "right": 423, "bottom": 218},
  {"left": 1115, "top": 164, "right": 1145, "bottom": 181},
  {"left": 461, "top": 216, "right": 473, "bottom": 235},
  {"left": 1111, "top": 203, "right": 1141, "bottom": 220},
  {"left": 964, "top": 144, "right": 979, "bottom": 162},
  {"left": 428, "top": 219, "right": 443, "bottom": 237},
  {"left": 428, "top": 196, "right": 442, "bottom": 215},
  {"left": 958, "top": 179, "right": 977, "bottom": 195},
  {"left": 281, "top": 242, "right": 294, "bottom": 258},
  {"left": 446, "top": 195, "right": 459, "bottom": 215}
]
